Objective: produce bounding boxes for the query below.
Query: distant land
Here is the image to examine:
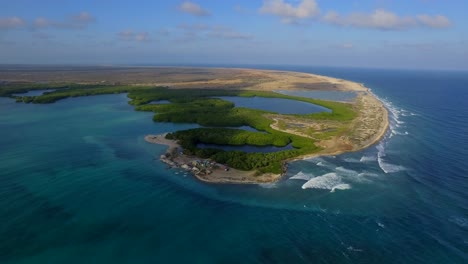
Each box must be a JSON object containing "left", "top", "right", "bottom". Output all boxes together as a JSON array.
[{"left": 0, "top": 66, "right": 388, "bottom": 183}]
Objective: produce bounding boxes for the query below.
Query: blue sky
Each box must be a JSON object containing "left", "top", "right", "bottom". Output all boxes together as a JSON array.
[{"left": 1, "top": 0, "right": 467, "bottom": 70}]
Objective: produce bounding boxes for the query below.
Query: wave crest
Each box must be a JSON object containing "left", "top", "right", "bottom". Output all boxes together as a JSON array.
[
  {"left": 289, "top": 171, "right": 313, "bottom": 181},
  {"left": 302, "top": 173, "right": 351, "bottom": 192}
]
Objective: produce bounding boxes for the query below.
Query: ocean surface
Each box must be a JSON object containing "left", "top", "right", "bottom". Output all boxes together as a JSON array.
[{"left": 0, "top": 66, "right": 467, "bottom": 263}]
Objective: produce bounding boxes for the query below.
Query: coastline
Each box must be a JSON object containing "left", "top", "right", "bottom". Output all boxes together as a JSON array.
[
  {"left": 145, "top": 134, "right": 282, "bottom": 184},
  {"left": 144, "top": 77, "right": 389, "bottom": 184},
  {"left": 0, "top": 65, "right": 388, "bottom": 184}
]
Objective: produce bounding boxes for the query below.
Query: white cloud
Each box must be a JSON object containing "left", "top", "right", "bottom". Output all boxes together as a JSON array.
[
  {"left": 0, "top": 17, "right": 26, "bottom": 30},
  {"left": 33, "top": 17, "right": 53, "bottom": 28},
  {"left": 118, "top": 30, "right": 135, "bottom": 41},
  {"left": 135, "top": 32, "right": 150, "bottom": 42},
  {"left": 416, "top": 14, "right": 451, "bottom": 28},
  {"left": 258, "top": 1, "right": 451, "bottom": 30},
  {"left": 209, "top": 26, "right": 253, "bottom": 40},
  {"left": 176, "top": 24, "right": 253, "bottom": 41},
  {"left": 259, "top": 0, "right": 320, "bottom": 24},
  {"left": 33, "top": 12, "right": 96, "bottom": 30},
  {"left": 72, "top": 12, "right": 96, "bottom": 24},
  {"left": 341, "top": 43, "right": 353, "bottom": 49},
  {"left": 178, "top": 1, "right": 210, "bottom": 16},
  {"left": 323, "top": 9, "right": 414, "bottom": 30},
  {"left": 118, "top": 30, "right": 151, "bottom": 42},
  {"left": 322, "top": 9, "right": 451, "bottom": 30}
]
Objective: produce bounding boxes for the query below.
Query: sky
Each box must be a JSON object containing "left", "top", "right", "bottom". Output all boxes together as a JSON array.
[{"left": 1, "top": 0, "right": 467, "bottom": 70}]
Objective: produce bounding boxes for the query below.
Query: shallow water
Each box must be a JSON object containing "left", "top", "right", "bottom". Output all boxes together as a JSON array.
[
  {"left": 12, "top": 89, "right": 56, "bottom": 96},
  {"left": 196, "top": 142, "right": 294, "bottom": 153},
  {"left": 277, "top": 90, "right": 356, "bottom": 102},
  {"left": 0, "top": 67, "right": 467, "bottom": 263},
  {"left": 216, "top": 96, "right": 330, "bottom": 114}
]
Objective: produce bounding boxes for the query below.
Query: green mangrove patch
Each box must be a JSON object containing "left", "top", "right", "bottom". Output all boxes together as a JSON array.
[{"left": 1, "top": 83, "right": 357, "bottom": 175}]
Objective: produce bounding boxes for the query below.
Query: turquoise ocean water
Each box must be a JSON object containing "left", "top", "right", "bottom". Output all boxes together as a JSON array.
[{"left": 0, "top": 66, "right": 467, "bottom": 263}]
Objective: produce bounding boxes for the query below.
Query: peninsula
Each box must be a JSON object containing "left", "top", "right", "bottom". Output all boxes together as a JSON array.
[{"left": 0, "top": 66, "right": 388, "bottom": 184}]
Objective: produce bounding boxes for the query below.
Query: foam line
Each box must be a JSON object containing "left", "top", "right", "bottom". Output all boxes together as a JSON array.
[
  {"left": 302, "top": 173, "right": 350, "bottom": 192},
  {"left": 289, "top": 171, "right": 313, "bottom": 181}
]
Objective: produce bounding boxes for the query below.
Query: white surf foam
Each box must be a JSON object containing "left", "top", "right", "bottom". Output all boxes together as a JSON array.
[
  {"left": 376, "top": 141, "right": 405, "bottom": 173},
  {"left": 289, "top": 171, "right": 313, "bottom": 181},
  {"left": 316, "top": 161, "right": 335, "bottom": 169},
  {"left": 378, "top": 157, "right": 406, "bottom": 173},
  {"left": 259, "top": 183, "right": 278, "bottom": 189},
  {"left": 343, "top": 158, "right": 360, "bottom": 163},
  {"left": 304, "top": 157, "right": 325, "bottom": 163},
  {"left": 302, "top": 173, "right": 341, "bottom": 189},
  {"left": 391, "top": 129, "right": 409, "bottom": 137},
  {"left": 369, "top": 92, "right": 409, "bottom": 174},
  {"left": 360, "top": 155, "right": 376, "bottom": 162},
  {"left": 372, "top": 93, "right": 408, "bottom": 136},
  {"left": 336, "top": 166, "right": 358, "bottom": 176},
  {"left": 358, "top": 172, "right": 380, "bottom": 178},
  {"left": 301, "top": 173, "right": 350, "bottom": 192},
  {"left": 330, "top": 184, "right": 351, "bottom": 192},
  {"left": 448, "top": 216, "right": 468, "bottom": 228}
]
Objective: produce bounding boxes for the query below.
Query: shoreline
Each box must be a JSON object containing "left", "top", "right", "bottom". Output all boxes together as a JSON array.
[
  {"left": 145, "top": 89, "right": 389, "bottom": 184},
  {"left": 144, "top": 134, "right": 282, "bottom": 184},
  {"left": 140, "top": 68, "right": 389, "bottom": 184},
  {"left": 288, "top": 91, "right": 389, "bottom": 163}
]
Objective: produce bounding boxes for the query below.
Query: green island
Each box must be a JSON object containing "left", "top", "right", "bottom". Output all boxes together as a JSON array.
[{"left": 0, "top": 67, "right": 388, "bottom": 183}]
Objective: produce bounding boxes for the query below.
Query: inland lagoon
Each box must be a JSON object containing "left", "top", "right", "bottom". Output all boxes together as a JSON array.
[{"left": 214, "top": 96, "right": 331, "bottom": 114}]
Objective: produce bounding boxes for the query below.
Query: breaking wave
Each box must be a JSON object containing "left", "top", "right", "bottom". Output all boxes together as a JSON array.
[
  {"left": 358, "top": 172, "right": 380, "bottom": 178},
  {"left": 335, "top": 166, "right": 358, "bottom": 176},
  {"left": 301, "top": 173, "right": 350, "bottom": 192},
  {"left": 289, "top": 171, "right": 313, "bottom": 181},
  {"left": 378, "top": 156, "right": 406, "bottom": 173},
  {"left": 331, "top": 184, "right": 351, "bottom": 192},
  {"left": 343, "top": 158, "right": 360, "bottom": 163},
  {"left": 372, "top": 91, "right": 408, "bottom": 174},
  {"left": 360, "top": 155, "right": 376, "bottom": 162}
]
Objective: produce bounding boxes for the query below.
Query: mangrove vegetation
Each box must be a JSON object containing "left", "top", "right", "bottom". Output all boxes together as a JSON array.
[{"left": 0, "top": 82, "right": 358, "bottom": 174}]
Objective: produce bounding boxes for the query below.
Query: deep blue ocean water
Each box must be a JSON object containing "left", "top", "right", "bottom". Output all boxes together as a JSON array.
[{"left": 0, "top": 66, "right": 467, "bottom": 263}]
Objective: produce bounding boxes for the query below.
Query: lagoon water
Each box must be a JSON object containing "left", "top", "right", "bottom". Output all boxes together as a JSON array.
[
  {"left": 197, "top": 142, "right": 294, "bottom": 153},
  {"left": 216, "top": 96, "right": 330, "bottom": 114},
  {"left": 1, "top": 67, "right": 467, "bottom": 263},
  {"left": 12, "top": 89, "right": 56, "bottom": 97}
]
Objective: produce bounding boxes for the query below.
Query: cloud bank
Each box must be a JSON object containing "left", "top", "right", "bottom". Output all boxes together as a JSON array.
[
  {"left": 0, "top": 17, "right": 26, "bottom": 30},
  {"left": 118, "top": 30, "right": 151, "bottom": 42},
  {"left": 178, "top": 1, "right": 210, "bottom": 17},
  {"left": 260, "top": 0, "right": 320, "bottom": 24},
  {"left": 323, "top": 9, "right": 451, "bottom": 30},
  {"left": 33, "top": 12, "right": 96, "bottom": 30},
  {"left": 259, "top": 0, "right": 451, "bottom": 30},
  {"left": 177, "top": 24, "right": 253, "bottom": 41}
]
